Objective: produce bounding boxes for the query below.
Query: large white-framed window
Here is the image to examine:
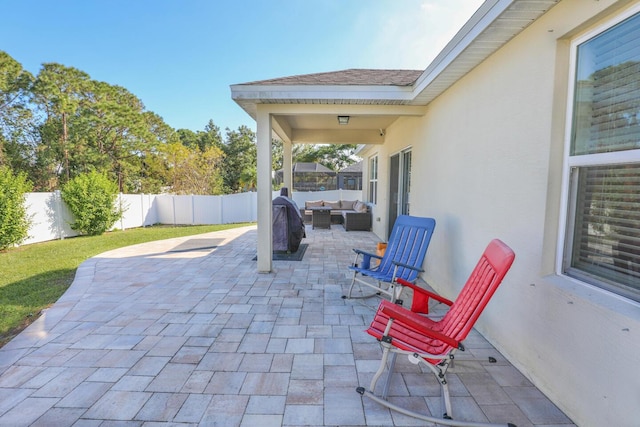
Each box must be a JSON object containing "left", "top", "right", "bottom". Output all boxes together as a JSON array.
[
  {"left": 368, "top": 155, "right": 378, "bottom": 204},
  {"left": 561, "top": 7, "right": 640, "bottom": 302}
]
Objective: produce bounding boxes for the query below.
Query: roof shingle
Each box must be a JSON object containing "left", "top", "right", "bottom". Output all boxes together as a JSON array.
[{"left": 238, "top": 69, "right": 422, "bottom": 87}]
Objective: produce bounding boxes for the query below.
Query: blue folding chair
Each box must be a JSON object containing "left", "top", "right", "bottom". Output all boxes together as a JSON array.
[{"left": 343, "top": 215, "right": 436, "bottom": 304}]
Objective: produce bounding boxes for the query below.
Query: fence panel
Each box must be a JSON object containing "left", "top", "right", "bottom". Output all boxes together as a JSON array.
[
  {"left": 23, "top": 192, "right": 77, "bottom": 245},
  {"left": 193, "top": 195, "right": 222, "bottom": 224},
  {"left": 116, "top": 193, "right": 158, "bottom": 230},
  {"left": 222, "top": 192, "right": 257, "bottom": 224}
]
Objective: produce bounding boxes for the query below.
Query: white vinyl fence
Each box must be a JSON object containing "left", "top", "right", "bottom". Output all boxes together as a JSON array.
[{"left": 22, "top": 189, "right": 363, "bottom": 245}]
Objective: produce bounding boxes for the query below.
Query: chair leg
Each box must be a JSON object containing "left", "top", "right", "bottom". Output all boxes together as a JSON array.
[
  {"left": 441, "top": 375, "right": 453, "bottom": 419},
  {"left": 344, "top": 275, "right": 391, "bottom": 301},
  {"left": 381, "top": 352, "right": 398, "bottom": 399},
  {"left": 368, "top": 342, "right": 392, "bottom": 393},
  {"left": 390, "top": 281, "right": 405, "bottom": 304},
  {"left": 344, "top": 271, "right": 358, "bottom": 299}
]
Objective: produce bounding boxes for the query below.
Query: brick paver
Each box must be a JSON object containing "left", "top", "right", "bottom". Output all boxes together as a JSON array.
[{"left": 0, "top": 225, "right": 575, "bottom": 426}]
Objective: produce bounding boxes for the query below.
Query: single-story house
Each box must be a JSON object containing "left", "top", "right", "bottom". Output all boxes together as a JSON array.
[
  {"left": 231, "top": 0, "right": 640, "bottom": 425},
  {"left": 338, "top": 160, "right": 363, "bottom": 190},
  {"left": 275, "top": 162, "right": 337, "bottom": 191}
]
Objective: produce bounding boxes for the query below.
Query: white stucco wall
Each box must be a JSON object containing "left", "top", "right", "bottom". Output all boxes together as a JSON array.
[{"left": 359, "top": 1, "right": 640, "bottom": 426}]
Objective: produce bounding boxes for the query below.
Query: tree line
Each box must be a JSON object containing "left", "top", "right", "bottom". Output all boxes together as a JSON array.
[{"left": 0, "top": 51, "right": 357, "bottom": 195}]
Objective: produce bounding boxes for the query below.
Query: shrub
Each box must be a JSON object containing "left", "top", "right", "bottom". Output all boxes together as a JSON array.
[
  {"left": 61, "top": 171, "right": 122, "bottom": 236},
  {"left": 0, "top": 167, "right": 33, "bottom": 250}
]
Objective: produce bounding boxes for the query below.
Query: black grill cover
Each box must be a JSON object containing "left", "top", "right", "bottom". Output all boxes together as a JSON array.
[{"left": 272, "top": 195, "right": 305, "bottom": 253}]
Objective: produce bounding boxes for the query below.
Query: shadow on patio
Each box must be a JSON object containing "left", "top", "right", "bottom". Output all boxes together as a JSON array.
[{"left": 0, "top": 224, "right": 575, "bottom": 426}]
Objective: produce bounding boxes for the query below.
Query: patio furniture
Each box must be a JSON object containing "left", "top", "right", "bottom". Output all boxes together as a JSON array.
[
  {"left": 342, "top": 209, "right": 372, "bottom": 231},
  {"left": 272, "top": 189, "right": 306, "bottom": 252},
  {"left": 301, "top": 199, "right": 371, "bottom": 230},
  {"left": 343, "top": 215, "right": 435, "bottom": 303},
  {"left": 311, "top": 207, "right": 331, "bottom": 229},
  {"left": 357, "top": 239, "right": 516, "bottom": 427}
]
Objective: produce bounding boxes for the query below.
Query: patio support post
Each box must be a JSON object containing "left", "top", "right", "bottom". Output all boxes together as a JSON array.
[
  {"left": 256, "top": 107, "right": 273, "bottom": 273},
  {"left": 283, "top": 140, "right": 293, "bottom": 193}
]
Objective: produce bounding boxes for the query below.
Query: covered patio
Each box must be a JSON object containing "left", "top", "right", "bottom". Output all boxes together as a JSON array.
[{"left": 0, "top": 225, "right": 574, "bottom": 426}]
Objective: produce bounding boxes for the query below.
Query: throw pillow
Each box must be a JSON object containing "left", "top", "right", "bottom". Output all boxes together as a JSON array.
[
  {"left": 324, "top": 200, "right": 341, "bottom": 210},
  {"left": 353, "top": 201, "right": 368, "bottom": 213},
  {"left": 305, "top": 200, "right": 323, "bottom": 209},
  {"left": 341, "top": 200, "right": 356, "bottom": 210}
]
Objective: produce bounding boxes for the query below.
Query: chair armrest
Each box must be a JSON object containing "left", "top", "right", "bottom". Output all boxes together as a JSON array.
[
  {"left": 396, "top": 278, "right": 453, "bottom": 307},
  {"left": 353, "top": 248, "right": 382, "bottom": 270},
  {"left": 391, "top": 260, "right": 424, "bottom": 273},
  {"left": 353, "top": 248, "right": 382, "bottom": 259},
  {"left": 379, "top": 300, "right": 462, "bottom": 350}
]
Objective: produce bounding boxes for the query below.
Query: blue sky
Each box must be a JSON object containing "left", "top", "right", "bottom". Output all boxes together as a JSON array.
[{"left": 1, "top": 0, "right": 484, "bottom": 133}]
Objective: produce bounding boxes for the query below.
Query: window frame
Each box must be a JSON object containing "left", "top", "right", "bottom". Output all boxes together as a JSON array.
[
  {"left": 368, "top": 155, "right": 378, "bottom": 205},
  {"left": 558, "top": 4, "right": 640, "bottom": 301}
]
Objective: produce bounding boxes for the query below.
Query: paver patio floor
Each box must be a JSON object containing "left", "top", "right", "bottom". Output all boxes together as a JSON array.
[{"left": 0, "top": 225, "right": 576, "bottom": 426}]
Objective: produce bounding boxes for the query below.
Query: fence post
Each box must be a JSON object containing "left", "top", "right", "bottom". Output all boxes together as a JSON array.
[
  {"left": 191, "top": 195, "right": 195, "bottom": 225},
  {"left": 172, "top": 196, "right": 176, "bottom": 226},
  {"left": 219, "top": 195, "right": 224, "bottom": 225},
  {"left": 55, "top": 190, "right": 65, "bottom": 240},
  {"left": 119, "top": 193, "right": 125, "bottom": 230}
]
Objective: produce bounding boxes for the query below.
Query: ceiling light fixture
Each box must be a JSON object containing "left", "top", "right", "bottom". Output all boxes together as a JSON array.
[{"left": 337, "top": 115, "right": 350, "bottom": 125}]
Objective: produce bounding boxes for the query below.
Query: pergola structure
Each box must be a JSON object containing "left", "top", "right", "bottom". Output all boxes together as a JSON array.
[{"left": 230, "top": 0, "right": 559, "bottom": 272}]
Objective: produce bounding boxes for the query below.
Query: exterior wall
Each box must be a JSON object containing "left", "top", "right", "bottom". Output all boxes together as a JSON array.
[{"left": 359, "top": 1, "right": 640, "bottom": 425}]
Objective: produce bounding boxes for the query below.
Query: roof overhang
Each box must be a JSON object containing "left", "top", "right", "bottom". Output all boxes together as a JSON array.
[{"left": 230, "top": 0, "right": 560, "bottom": 144}]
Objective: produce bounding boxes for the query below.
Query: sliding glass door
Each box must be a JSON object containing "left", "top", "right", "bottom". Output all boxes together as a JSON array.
[{"left": 388, "top": 149, "right": 412, "bottom": 235}]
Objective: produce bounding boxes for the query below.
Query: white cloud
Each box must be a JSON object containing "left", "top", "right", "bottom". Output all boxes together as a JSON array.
[{"left": 352, "top": 0, "right": 485, "bottom": 70}]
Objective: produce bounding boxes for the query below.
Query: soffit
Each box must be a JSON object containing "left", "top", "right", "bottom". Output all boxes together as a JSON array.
[{"left": 410, "top": 0, "right": 561, "bottom": 105}]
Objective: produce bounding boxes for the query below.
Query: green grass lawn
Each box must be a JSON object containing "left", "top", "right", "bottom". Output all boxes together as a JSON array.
[{"left": 0, "top": 223, "right": 253, "bottom": 347}]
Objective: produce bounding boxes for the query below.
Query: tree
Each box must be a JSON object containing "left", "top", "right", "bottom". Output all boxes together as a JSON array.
[
  {"left": 200, "top": 120, "right": 223, "bottom": 152},
  {"left": 271, "top": 138, "right": 284, "bottom": 172},
  {"left": 221, "top": 125, "right": 256, "bottom": 193},
  {"left": 293, "top": 143, "right": 358, "bottom": 171},
  {"left": 173, "top": 121, "right": 226, "bottom": 194},
  {"left": 239, "top": 164, "right": 257, "bottom": 192},
  {"left": 73, "top": 81, "right": 155, "bottom": 192},
  {"left": 178, "top": 120, "right": 223, "bottom": 153},
  {"left": 160, "top": 141, "right": 224, "bottom": 195},
  {"left": 61, "top": 171, "right": 121, "bottom": 235},
  {"left": 0, "top": 166, "right": 32, "bottom": 250},
  {"left": 0, "top": 51, "right": 34, "bottom": 171},
  {"left": 177, "top": 128, "right": 199, "bottom": 151},
  {"left": 31, "top": 63, "right": 91, "bottom": 186}
]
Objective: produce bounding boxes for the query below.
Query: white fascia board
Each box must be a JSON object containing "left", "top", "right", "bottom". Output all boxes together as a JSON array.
[
  {"left": 231, "top": 84, "right": 415, "bottom": 102},
  {"left": 411, "top": 0, "right": 513, "bottom": 97},
  {"left": 246, "top": 104, "right": 426, "bottom": 116}
]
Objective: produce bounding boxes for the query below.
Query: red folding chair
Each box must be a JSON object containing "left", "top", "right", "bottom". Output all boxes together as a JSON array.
[{"left": 357, "top": 239, "right": 517, "bottom": 427}]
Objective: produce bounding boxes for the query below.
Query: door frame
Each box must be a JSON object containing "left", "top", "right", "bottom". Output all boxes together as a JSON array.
[{"left": 388, "top": 147, "right": 412, "bottom": 236}]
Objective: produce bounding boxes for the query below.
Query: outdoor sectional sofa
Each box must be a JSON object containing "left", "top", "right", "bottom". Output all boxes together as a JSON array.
[{"left": 301, "top": 199, "right": 372, "bottom": 231}]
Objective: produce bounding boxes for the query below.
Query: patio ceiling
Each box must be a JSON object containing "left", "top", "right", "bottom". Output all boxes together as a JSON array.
[{"left": 230, "top": 0, "right": 560, "bottom": 145}]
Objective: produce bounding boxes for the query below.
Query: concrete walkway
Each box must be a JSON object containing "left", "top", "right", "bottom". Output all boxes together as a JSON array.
[{"left": 0, "top": 225, "right": 575, "bottom": 426}]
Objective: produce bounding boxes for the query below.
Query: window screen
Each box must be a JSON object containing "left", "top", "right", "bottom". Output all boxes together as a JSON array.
[{"left": 565, "top": 11, "right": 640, "bottom": 301}]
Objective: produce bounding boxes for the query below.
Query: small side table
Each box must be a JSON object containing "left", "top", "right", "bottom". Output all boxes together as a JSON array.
[{"left": 311, "top": 208, "right": 331, "bottom": 229}]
